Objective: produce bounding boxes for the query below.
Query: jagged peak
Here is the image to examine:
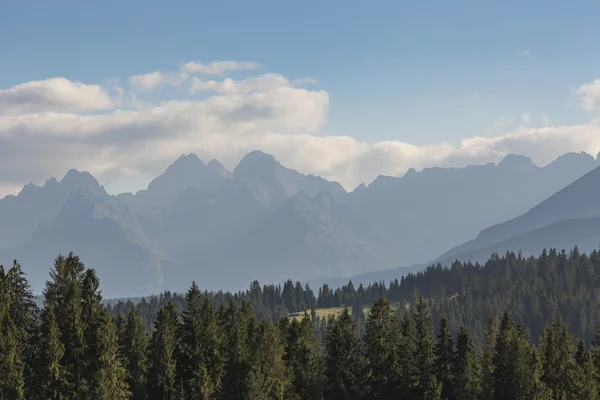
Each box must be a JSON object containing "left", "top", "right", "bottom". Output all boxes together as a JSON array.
[
  {"left": 167, "top": 153, "right": 205, "bottom": 170},
  {"left": 234, "top": 150, "right": 279, "bottom": 178},
  {"left": 60, "top": 169, "right": 102, "bottom": 191},
  {"left": 496, "top": 154, "right": 536, "bottom": 169}
]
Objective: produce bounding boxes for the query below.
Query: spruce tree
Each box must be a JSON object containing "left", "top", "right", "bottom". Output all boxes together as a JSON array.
[
  {"left": 283, "top": 313, "right": 324, "bottom": 399},
  {"left": 43, "top": 253, "right": 86, "bottom": 397},
  {"left": 452, "top": 326, "right": 481, "bottom": 400},
  {"left": 179, "top": 282, "right": 221, "bottom": 399},
  {"left": 38, "top": 305, "right": 69, "bottom": 399},
  {"left": 574, "top": 342, "right": 598, "bottom": 400},
  {"left": 122, "top": 308, "right": 149, "bottom": 400},
  {"left": 433, "top": 316, "right": 454, "bottom": 399},
  {"left": 363, "top": 297, "right": 402, "bottom": 400},
  {"left": 324, "top": 308, "right": 365, "bottom": 400},
  {"left": 148, "top": 302, "right": 180, "bottom": 400},
  {"left": 412, "top": 295, "right": 440, "bottom": 400},
  {"left": 220, "top": 301, "right": 253, "bottom": 400},
  {"left": 540, "top": 315, "right": 578, "bottom": 399},
  {"left": 80, "top": 269, "right": 130, "bottom": 399},
  {"left": 480, "top": 317, "right": 497, "bottom": 399},
  {"left": 246, "top": 320, "right": 291, "bottom": 399}
]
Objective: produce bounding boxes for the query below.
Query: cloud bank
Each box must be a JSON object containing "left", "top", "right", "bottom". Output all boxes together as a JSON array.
[{"left": 1, "top": 62, "right": 600, "bottom": 197}]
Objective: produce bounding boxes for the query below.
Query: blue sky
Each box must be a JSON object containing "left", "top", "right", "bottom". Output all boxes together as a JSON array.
[{"left": 1, "top": 0, "right": 600, "bottom": 195}]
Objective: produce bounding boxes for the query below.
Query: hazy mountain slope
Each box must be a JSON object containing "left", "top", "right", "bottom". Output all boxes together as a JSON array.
[
  {"left": 205, "top": 190, "right": 390, "bottom": 290},
  {"left": 437, "top": 216, "right": 600, "bottom": 266},
  {"left": 439, "top": 162, "right": 600, "bottom": 262},
  {"left": 233, "top": 150, "right": 347, "bottom": 207},
  {"left": 116, "top": 154, "right": 233, "bottom": 213},
  {"left": 12, "top": 192, "right": 166, "bottom": 297},
  {"left": 0, "top": 170, "right": 108, "bottom": 248},
  {"left": 347, "top": 152, "right": 598, "bottom": 266}
]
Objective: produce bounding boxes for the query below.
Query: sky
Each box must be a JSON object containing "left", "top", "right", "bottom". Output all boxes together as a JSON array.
[{"left": 1, "top": 0, "right": 600, "bottom": 196}]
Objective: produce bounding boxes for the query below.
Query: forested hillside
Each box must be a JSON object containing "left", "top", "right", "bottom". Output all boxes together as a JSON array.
[{"left": 3, "top": 248, "right": 600, "bottom": 399}]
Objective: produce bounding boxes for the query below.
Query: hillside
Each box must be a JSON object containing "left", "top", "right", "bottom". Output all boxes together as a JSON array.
[{"left": 439, "top": 162, "right": 600, "bottom": 264}]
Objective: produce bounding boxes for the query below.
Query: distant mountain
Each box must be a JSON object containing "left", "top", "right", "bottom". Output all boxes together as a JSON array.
[
  {"left": 438, "top": 162, "right": 600, "bottom": 265},
  {"left": 346, "top": 151, "right": 599, "bottom": 266},
  {"left": 0, "top": 169, "right": 108, "bottom": 248},
  {"left": 10, "top": 192, "right": 167, "bottom": 297},
  {"left": 1, "top": 150, "right": 599, "bottom": 296},
  {"left": 233, "top": 150, "right": 347, "bottom": 207}
]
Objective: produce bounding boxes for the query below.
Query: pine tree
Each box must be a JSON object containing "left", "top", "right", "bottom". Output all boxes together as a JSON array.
[
  {"left": 412, "top": 295, "right": 439, "bottom": 400},
  {"left": 93, "top": 310, "right": 131, "bottom": 399},
  {"left": 179, "top": 282, "right": 221, "bottom": 399},
  {"left": 38, "top": 305, "right": 69, "bottom": 399},
  {"left": 492, "top": 312, "right": 514, "bottom": 400},
  {"left": 324, "top": 308, "right": 365, "bottom": 400},
  {"left": 574, "top": 340, "right": 598, "bottom": 400},
  {"left": 433, "top": 316, "right": 454, "bottom": 399},
  {"left": 220, "top": 301, "right": 253, "bottom": 400},
  {"left": 78, "top": 269, "right": 130, "bottom": 399},
  {"left": 540, "top": 315, "right": 578, "bottom": 398},
  {"left": 480, "top": 317, "right": 497, "bottom": 399},
  {"left": 148, "top": 303, "right": 179, "bottom": 400},
  {"left": 452, "top": 326, "right": 481, "bottom": 400},
  {"left": 43, "top": 253, "right": 86, "bottom": 397},
  {"left": 122, "top": 308, "right": 149, "bottom": 400},
  {"left": 363, "top": 297, "right": 402, "bottom": 400},
  {"left": 283, "top": 313, "right": 324, "bottom": 399},
  {"left": 246, "top": 320, "right": 291, "bottom": 399}
]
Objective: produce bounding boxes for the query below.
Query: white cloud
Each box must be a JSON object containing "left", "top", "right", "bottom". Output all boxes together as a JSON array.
[
  {"left": 2, "top": 67, "right": 600, "bottom": 198},
  {"left": 292, "top": 77, "right": 318, "bottom": 86},
  {"left": 129, "top": 71, "right": 188, "bottom": 91},
  {"left": 189, "top": 73, "right": 291, "bottom": 94},
  {"left": 181, "top": 61, "right": 257, "bottom": 76},
  {"left": 0, "top": 77, "right": 113, "bottom": 115},
  {"left": 520, "top": 112, "right": 530, "bottom": 125},
  {"left": 577, "top": 78, "right": 600, "bottom": 111}
]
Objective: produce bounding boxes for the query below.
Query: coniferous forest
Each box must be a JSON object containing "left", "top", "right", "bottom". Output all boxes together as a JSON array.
[{"left": 2, "top": 248, "right": 600, "bottom": 399}]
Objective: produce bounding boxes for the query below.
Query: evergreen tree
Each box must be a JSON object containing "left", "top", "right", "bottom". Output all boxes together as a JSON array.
[
  {"left": 573, "top": 342, "right": 598, "bottom": 400},
  {"left": 540, "top": 315, "right": 578, "bottom": 399},
  {"left": 80, "top": 269, "right": 129, "bottom": 399},
  {"left": 452, "top": 326, "right": 480, "bottom": 400},
  {"left": 283, "top": 313, "right": 324, "bottom": 399},
  {"left": 363, "top": 297, "right": 402, "bottom": 400},
  {"left": 480, "top": 317, "right": 497, "bottom": 399},
  {"left": 221, "top": 301, "right": 253, "bottom": 400},
  {"left": 324, "top": 308, "right": 365, "bottom": 400},
  {"left": 412, "top": 295, "right": 440, "bottom": 400},
  {"left": 148, "top": 303, "right": 180, "bottom": 400},
  {"left": 122, "top": 308, "right": 149, "bottom": 400},
  {"left": 246, "top": 320, "right": 291, "bottom": 399},
  {"left": 93, "top": 310, "right": 130, "bottom": 399},
  {"left": 179, "top": 282, "right": 221, "bottom": 399},
  {"left": 38, "top": 305, "right": 68, "bottom": 399},
  {"left": 43, "top": 253, "right": 86, "bottom": 397},
  {"left": 433, "top": 316, "right": 454, "bottom": 399}
]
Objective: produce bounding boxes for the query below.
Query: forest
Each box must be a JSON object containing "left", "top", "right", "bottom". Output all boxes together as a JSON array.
[{"left": 2, "top": 247, "right": 600, "bottom": 399}]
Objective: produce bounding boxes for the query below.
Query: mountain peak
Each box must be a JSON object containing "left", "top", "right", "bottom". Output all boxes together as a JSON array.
[
  {"left": 169, "top": 153, "right": 205, "bottom": 170},
  {"left": 234, "top": 150, "right": 279, "bottom": 179},
  {"left": 497, "top": 154, "right": 536, "bottom": 170},
  {"left": 60, "top": 169, "right": 103, "bottom": 195}
]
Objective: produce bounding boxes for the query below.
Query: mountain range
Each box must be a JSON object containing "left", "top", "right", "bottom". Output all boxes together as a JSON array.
[{"left": 1, "top": 149, "right": 599, "bottom": 297}]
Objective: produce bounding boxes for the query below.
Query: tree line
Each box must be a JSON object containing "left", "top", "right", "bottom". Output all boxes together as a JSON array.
[
  {"left": 3, "top": 249, "right": 600, "bottom": 398},
  {"left": 109, "top": 246, "right": 600, "bottom": 344}
]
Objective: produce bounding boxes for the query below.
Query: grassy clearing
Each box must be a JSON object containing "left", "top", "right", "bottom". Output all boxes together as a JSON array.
[{"left": 289, "top": 304, "right": 400, "bottom": 321}]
